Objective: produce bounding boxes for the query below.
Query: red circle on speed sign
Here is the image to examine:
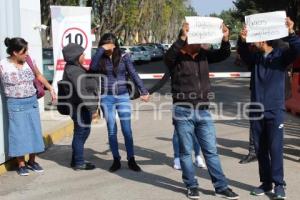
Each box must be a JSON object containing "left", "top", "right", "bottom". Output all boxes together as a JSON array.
[{"left": 61, "top": 27, "right": 88, "bottom": 49}]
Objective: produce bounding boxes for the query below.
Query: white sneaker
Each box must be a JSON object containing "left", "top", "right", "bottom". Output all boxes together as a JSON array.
[
  {"left": 195, "top": 156, "right": 206, "bottom": 168},
  {"left": 173, "top": 158, "right": 181, "bottom": 170}
]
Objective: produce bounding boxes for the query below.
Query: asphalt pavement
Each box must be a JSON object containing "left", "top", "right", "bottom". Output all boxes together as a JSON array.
[{"left": 3, "top": 51, "right": 298, "bottom": 200}]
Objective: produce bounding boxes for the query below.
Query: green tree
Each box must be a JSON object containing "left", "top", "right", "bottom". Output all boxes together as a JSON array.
[
  {"left": 40, "top": 0, "right": 197, "bottom": 46},
  {"left": 234, "top": 0, "right": 300, "bottom": 30}
]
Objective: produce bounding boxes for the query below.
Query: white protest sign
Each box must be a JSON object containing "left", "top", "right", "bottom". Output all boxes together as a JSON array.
[
  {"left": 51, "top": 6, "right": 92, "bottom": 92},
  {"left": 185, "top": 16, "right": 223, "bottom": 44},
  {"left": 245, "top": 11, "right": 288, "bottom": 43}
]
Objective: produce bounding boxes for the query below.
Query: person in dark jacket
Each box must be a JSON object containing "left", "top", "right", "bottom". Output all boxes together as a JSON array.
[
  {"left": 238, "top": 17, "right": 300, "bottom": 199},
  {"left": 164, "top": 22, "right": 239, "bottom": 200},
  {"left": 62, "top": 43, "right": 99, "bottom": 170},
  {"left": 90, "top": 33, "right": 149, "bottom": 172}
]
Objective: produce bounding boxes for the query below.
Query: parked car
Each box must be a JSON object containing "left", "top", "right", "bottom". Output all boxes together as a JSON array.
[
  {"left": 120, "top": 46, "right": 146, "bottom": 63},
  {"left": 142, "top": 43, "right": 164, "bottom": 54},
  {"left": 42, "top": 48, "right": 54, "bottom": 83},
  {"left": 91, "top": 47, "right": 97, "bottom": 57},
  {"left": 138, "top": 45, "right": 163, "bottom": 60},
  {"left": 162, "top": 43, "right": 172, "bottom": 51},
  {"left": 135, "top": 46, "right": 151, "bottom": 62}
]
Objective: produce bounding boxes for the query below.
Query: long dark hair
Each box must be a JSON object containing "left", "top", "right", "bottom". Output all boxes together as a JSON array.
[
  {"left": 4, "top": 37, "right": 28, "bottom": 56},
  {"left": 97, "top": 33, "right": 121, "bottom": 76}
]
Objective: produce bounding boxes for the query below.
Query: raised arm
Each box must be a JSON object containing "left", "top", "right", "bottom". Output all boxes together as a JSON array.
[
  {"left": 237, "top": 26, "right": 256, "bottom": 66},
  {"left": 90, "top": 44, "right": 115, "bottom": 72},
  {"left": 282, "top": 17, "right": 300, "bottom": 66},
  {"left": 206, "top": 24, "right": 231, "bottom": 63},
  {"left": 164, "top": 22, "right": 188, "bottom": 67}
]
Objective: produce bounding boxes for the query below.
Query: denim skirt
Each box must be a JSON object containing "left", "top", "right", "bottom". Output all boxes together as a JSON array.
[{"left": 6, "top": 95, "right": 45, "bottom": 157}]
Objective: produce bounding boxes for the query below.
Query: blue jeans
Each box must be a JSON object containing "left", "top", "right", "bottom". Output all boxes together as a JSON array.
[
  {"left": 71, "top": 107, "right": 92, "bottom": 166},
  {"left": 173, "top": 129, "right": 201, "bottom": 158},
  {"left": 173, "top": 105, "right": 228, "bottom": 191},
  {"left": 101, "top": 93, "right": 134, "bottom": 160}
]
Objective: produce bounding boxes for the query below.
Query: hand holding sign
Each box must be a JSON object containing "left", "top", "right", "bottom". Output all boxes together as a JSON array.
[
  {"left": 240, "top": 25, "right": 248, "bottom": 42},
  {"left": 222, "top": 24, "right": 230, "bottom": 42},
  {"left": 185, "top": 16, "right": 223, "bottom": 44},
  {"left": 245, "top": 11, "right": 289, "bottom": 43},
  {"left": 286, "top": 17, "right": 295, "bottom": 34},
  {"left": 179, "top": 22, "right": 189, "bottom": 41}
]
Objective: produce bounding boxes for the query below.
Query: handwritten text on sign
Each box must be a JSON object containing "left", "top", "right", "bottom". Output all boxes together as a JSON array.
[
  {"left": 185, "top": 16, "right": 223, "bottom": 44},
  {"left": 245, "top": 11, "right": 288, "bottom": 43}
]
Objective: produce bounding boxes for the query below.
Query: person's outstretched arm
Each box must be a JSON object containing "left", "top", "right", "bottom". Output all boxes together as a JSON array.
[
  {"left": 164, "top": 23, "right": 188, "bottom": 68},
  {"left": 206, "top": 24, "right": 231, "bottom": 64},
  {"left": 237, "top": 26, "right": 256, "bottom": 66},
  {"left": 282, "top": 17, "right": 300, "bottom": 66}
]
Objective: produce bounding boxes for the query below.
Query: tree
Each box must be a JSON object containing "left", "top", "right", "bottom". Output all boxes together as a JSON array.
[
  {"left": 234, "top": 0, "right": 300, "bottom": 30},
  {"left": 40, "top": 0, "right": 197, "bottom": 46}
]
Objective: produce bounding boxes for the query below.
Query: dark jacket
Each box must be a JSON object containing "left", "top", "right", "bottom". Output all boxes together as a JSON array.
[
  {"left": 238, "top": 33, "right": 300, "bottom": 111},
  {"left": 90, "top": 47, "right": 148, "bottom": 95},
  {"left": 62, "top": 43, "right": 99, "bottom": 114},
  {"left": 164, "top": 39, "right": 231, "bottom": 107}
]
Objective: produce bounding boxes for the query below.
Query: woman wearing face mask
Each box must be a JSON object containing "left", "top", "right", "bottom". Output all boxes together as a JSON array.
[
  {"left": 62, "top": 43, "right": 99, "bottom": 170},
  {"left": 90, "top": 33, "right": 149, "bottom": 172},
  {"left": 0, "top": 37, "right": 57, "bottom": 176}
]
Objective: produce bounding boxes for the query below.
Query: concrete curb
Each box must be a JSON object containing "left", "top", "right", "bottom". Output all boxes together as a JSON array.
[{"left": 0, "top": 121, "right": 74, "bottom": 175}]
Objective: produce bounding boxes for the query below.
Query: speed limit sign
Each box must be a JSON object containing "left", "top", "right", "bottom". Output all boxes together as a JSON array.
[
  {"left": 61, "top": 27, "right": 88, "bottom": 49},
  {"left": 51, "top": 6, "right": 92, "bottom": 93}
]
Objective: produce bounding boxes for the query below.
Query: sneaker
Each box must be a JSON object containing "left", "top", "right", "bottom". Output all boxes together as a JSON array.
[
  {"left": 27, "top": 162, "right": 44, "bottom": 173},
  {"left": 274, "top": 185, "right": 286, "bottom": 199},
  {"left": 187, "top": 187, "right": 200, "bottom": 199},
  {"left": 250, "top": 183, "right": 273, "bottom": 196},
  {"left": 109, "top": 158, "right": 121, "bottom": 172},
  {"left": 73, "top": 163, "right": 96, "bottom": 171},
  {"left": 173, "top": 158, "right": 181, "bottom": 170},
  {"left": 215, "top": 188, "right": 239, "bottom": 199},
  {"left": 17, "top": 166, "right": 29, "bottom": 176},
  {"left": 128, "top": 157, "right": 141, "bottom": 172},
  {"left": 195, "top": 156, "right": 206, "bottom": 168}
]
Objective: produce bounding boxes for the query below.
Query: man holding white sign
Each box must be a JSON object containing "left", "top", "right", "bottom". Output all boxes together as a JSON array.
[
  {"left": 238, "top": 16, "right": 300, "bottom": 199},
  {"left": 164, "top": 19, "right": 239, "bottom": 200}
]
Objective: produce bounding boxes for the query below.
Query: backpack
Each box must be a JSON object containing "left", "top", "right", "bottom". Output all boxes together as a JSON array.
[{"left": 57, "top": 80, "right": 72, "bottom": 115}]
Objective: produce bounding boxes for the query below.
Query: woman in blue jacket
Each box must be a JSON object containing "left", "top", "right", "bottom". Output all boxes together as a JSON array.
[{"left": 90, "top": 33, "right": 149, "bottom": 172}]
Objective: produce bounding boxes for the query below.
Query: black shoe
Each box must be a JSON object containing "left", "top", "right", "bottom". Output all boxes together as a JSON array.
[
  {"left": 187, "top": 187, "right": 200, "bottom": 199},
  {"left": 283, "top": 181, "right": 287, "bottom": 189},
  {"left": 73, "top": 163, "right": 95, "bottom": 171},
  {"left": 128, "top": 157, "right": 141, "bottom": 172},
  {"left": 239, "top": 154, "right": 257, "bottom": 164},
  {"left": 250, "top": 183, "right": 273, "bottom": 196},
  {"left": 216, "top": 188, "right": 239, "bottom": 199},
  {"left": 70, "top": 160, "right": 92, "bottom": 168},
  {"left": 274, "top": 185, "right": 286, "bottom": 199},
  {"left": 109, "top": 158, "right": 121, "bottom": 172}
]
